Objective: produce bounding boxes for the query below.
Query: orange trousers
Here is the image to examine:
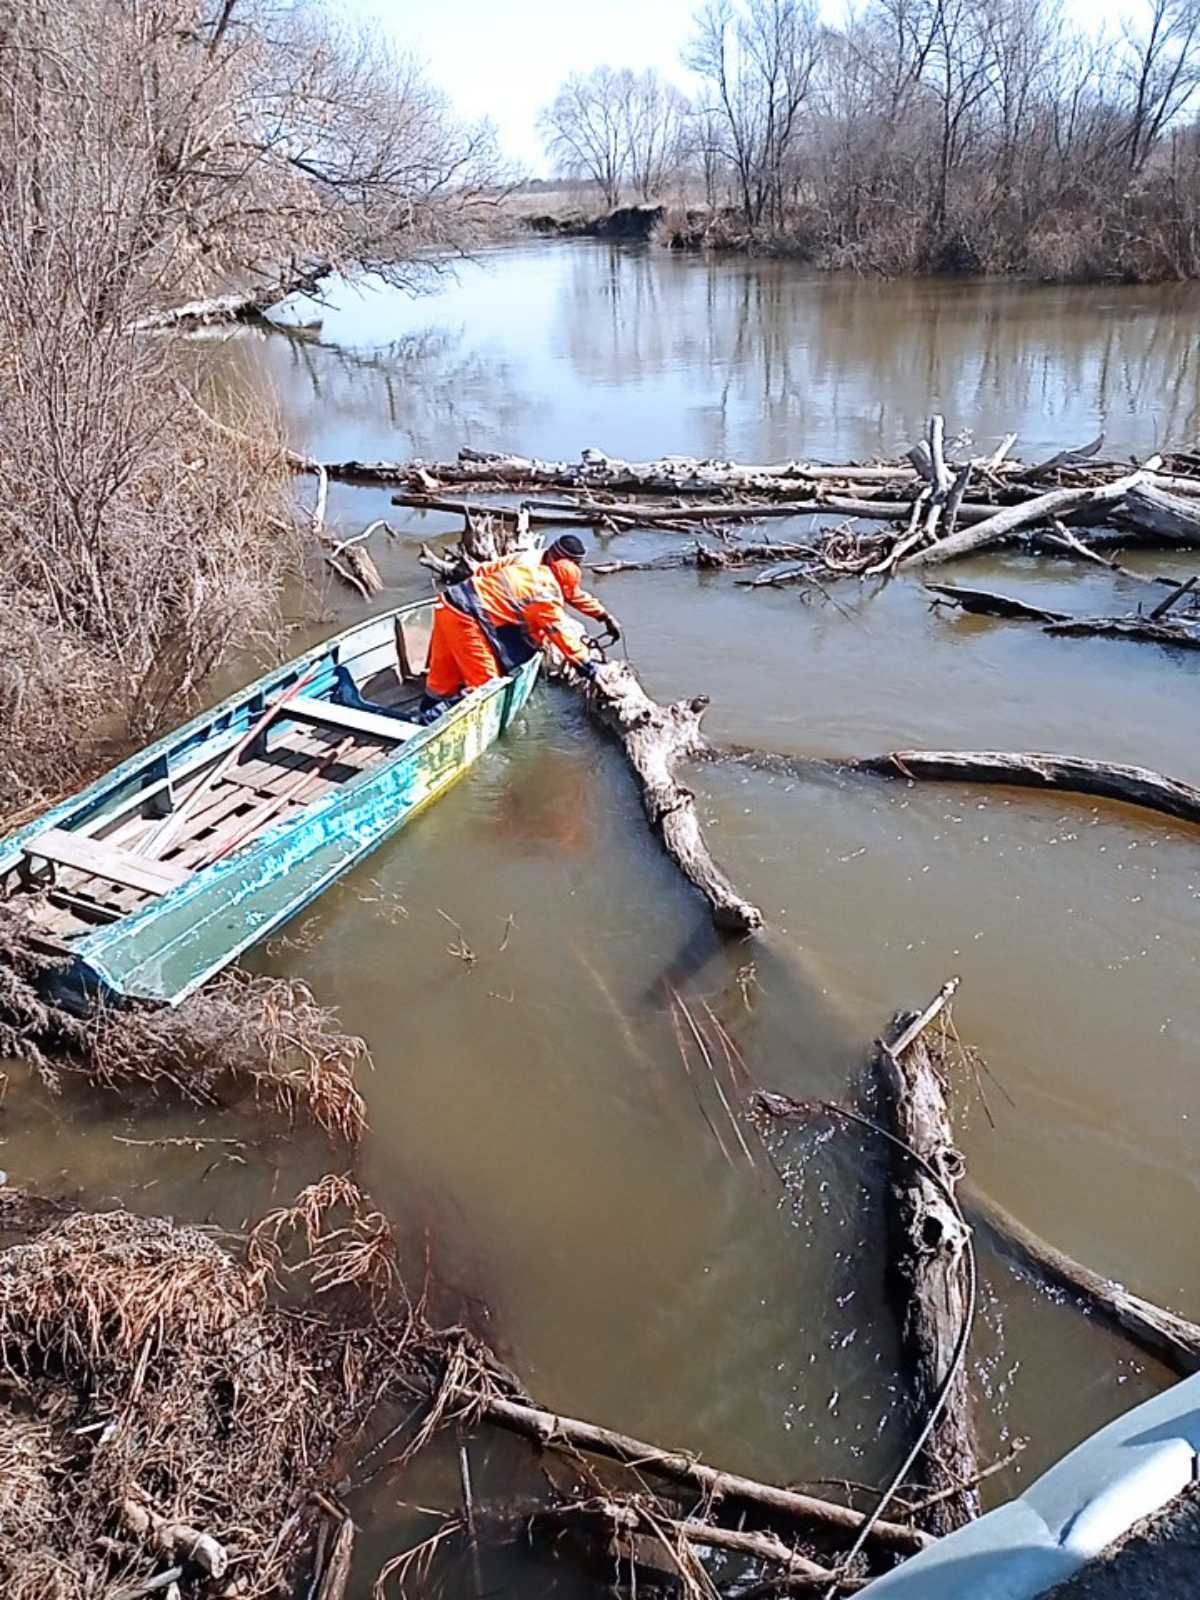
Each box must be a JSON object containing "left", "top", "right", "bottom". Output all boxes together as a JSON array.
[{"left": 425, "top": 598, "right": 502, "bottom": 698}]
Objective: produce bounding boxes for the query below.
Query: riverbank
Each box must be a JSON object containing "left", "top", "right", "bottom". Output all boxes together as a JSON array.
[{"left": 518, "top": 191, "right": 1200, "bottom": 284}]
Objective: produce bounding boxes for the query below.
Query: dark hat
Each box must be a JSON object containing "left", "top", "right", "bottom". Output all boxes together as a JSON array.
[{"left": 546, "top": 534, "right": 586, "bottom": 560}]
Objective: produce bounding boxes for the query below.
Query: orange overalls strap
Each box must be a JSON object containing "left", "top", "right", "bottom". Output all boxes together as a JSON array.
[
  {"left": 452, "top": 557, "right": 587, "bottom": 666},
  {"left": 546, "top": 556, "right": 608, "bottom": 623}
]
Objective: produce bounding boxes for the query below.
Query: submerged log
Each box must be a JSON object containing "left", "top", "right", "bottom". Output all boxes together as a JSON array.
[
  {"left": 876, "top": 987, "right": 979, "bottom": 1536},
  {"left": 582, "top": 662, "right": 764, "bottom": 933},
  {"left": 531, "top": 1504, "right": 838, "bottom": 1580},
  {"left": 466, "top": 1390, "right": 930, "bottom": 1554},
  {"left": 965, "top": 1187, "right": 1200, "bottom": 1378},
  {"left": 843, "top": 749, "right": 1200, "bottom": 828},
  {"left": 925, "top": 582, "right": 1070, "bottom": 623}
]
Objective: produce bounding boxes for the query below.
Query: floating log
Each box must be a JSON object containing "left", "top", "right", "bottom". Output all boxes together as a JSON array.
[
  {"left": 465, "top": 1390, "right": 930, "bottom": 1554},
  {"left": 903, "top": 465, "right": 1157, "bottom": 568},
  {"left": 132, "top": 264, "right": 331, "bottom": 332},
  {"left": 392, "top": 491, "right": 593, "bottom": 525},
  {"left": 925, "top": 582, "right": 1070, "bottom": 623},
  {"left": 876, "top": 987, "right": 979, "bottom": 1536},
  {"left": 581, "top": 662, "right": 764, "bottom": 933},
  {"left": 1045, "top": 617, "right": 1200, "bottom": 651},
  {"left": 965, "top": 1187, "right": 1200, "bottom": 1378},
  {"left": 843, "top": 749, "right": 1200, "bottom": 828}
]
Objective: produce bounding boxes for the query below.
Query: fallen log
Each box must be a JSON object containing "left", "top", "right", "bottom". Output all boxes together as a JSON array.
[
  {"left": 902, "top": 465, "right": 1157, "bottom": 568},
  {"left": 842, "top": 749, "right": 1200, "bottom": 828},
  {"left": 1122, "top": 481, "right": 1200, "bottom": 544},
  {"left": 526, "top": 496, "right": 831, "bottom": 523},
  {"left": 1045, "top": 617, "right": 1200, "bottom": 651},
  {"left": 925, "top": 582, "right": 1070, "bottom": 623},
  {"left": 964, "top": 1187, "right": 1200, "bottom": 1378},
  {"left": 875, "top": 988, "right": 979, "bottom": 1537},
  {"left": 132, "top": 263, "right": 331, "bottom": 333},
  {"left": 581, "top": 662, "right": 764, "bottom": 933},
  {"left": 418, "top": 447, "right": 924, "bottom": 497},
  {"left": 465, "top": 1390, "right": 930, "bottom": 1554},
  {"left": 392, "top": 491, "right": 593, "bottom": 525}
]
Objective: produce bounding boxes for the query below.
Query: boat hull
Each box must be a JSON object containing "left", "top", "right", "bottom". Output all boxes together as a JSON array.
[{"left": 0, "top": 606, "right": 539, "bottom": 1009}]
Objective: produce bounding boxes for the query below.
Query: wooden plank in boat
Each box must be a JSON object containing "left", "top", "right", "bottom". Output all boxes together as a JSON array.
[
  {"left": 24, "top": 828, "right": 191, "bottom": 897},
  {"left": 286, "top": 696, "right": 418, "bottom": 744}
]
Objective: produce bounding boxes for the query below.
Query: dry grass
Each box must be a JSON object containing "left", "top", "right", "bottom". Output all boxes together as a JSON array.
[
  {"left": 0, "top": 1176, "right": 530, "bottom": 1600},
  {"left": 0, "top": 1190, "right": 412, "bottom": 1600},
  {"left": 0, "top": 905, "right": 368, "bottom": 1142}
]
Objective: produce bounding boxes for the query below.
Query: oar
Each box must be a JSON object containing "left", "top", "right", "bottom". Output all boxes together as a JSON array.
[{"left": 138, "top": 663, "right": 321, "bottom": 860}]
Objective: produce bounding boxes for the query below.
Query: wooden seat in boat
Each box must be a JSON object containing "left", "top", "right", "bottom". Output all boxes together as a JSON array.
[
  {"left": 22, "top": 828, "right": 192, "bottom": 896},
  {"left": 285, "top": 696, "right": 419, "bottom": 744}
]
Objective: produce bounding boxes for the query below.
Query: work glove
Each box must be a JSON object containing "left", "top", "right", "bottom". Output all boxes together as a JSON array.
[
  {"left": 602, "top": 613, "right": 623, "bottom": 641},
  {"left": 576, "top": 658, "right": 599, "bottom": 681}
]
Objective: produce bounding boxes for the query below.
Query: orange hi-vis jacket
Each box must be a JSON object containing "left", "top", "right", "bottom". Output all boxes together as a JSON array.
[
  {"left": 546, "top": 556, "right": 608, "bottom": 623},
  {"left": 446, "top": 555, "right": 588, "bottom": 667}
]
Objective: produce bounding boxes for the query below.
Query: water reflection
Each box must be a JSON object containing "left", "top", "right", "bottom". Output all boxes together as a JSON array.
[
  {"left": 219, "top": 315, "right": 542, "bottom": 462},
  {"left": 552, "top": 246, "right": 1200, "bottom": 461}
]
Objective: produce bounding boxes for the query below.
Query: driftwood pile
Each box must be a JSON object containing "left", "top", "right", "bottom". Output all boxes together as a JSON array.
[{"left": 295, "top": 423, "right": 1200, "bottom": 591}]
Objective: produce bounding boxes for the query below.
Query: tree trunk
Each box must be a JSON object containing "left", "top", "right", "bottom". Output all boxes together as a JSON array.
[
  {"left": 876, "top": 993, "right": 979, "bottom": 1536},
  {"left": 902, "top": 469, "right": 1153, "bottom": 567},
  {"left": 844, "top": 749, "right": 1200, "bottom": 828},
  {"left": 965, "top": 1186, "right": 1200, "bottom": 1378},
  {"left": 1121, "top": 481, "right": 1200, "bottom": 544},
  {"left": 132, "top": 264, "right": 331, "bottom": 332},
  {"left": 580, "top": 662, "right": 764, "bottom": 934}
]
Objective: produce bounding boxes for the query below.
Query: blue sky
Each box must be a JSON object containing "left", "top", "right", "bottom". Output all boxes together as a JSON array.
[{"left": 344, "top": 0, "right": 1119, "bottom": 177}]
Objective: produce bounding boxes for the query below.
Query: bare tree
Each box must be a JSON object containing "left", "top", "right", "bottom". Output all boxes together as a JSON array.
[
  {"left": 621, "top": 71, "right": 691, "bottom": 200},
  {"left": 687, "top": 0, "right": 824, "bottom": 229},
  {"left": 538, "top": 67, "right": 631, "bottom": 208},
  {"left": 1119, "top": 0, "right": 1200, "bottom": 175}
]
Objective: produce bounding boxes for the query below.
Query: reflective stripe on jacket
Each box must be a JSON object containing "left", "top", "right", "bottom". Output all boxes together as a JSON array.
[{"left": 445, "top": 556, "right": 587, "bottom": 667}]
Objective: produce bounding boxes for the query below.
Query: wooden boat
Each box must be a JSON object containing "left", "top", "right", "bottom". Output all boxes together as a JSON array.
[{"left": 0, "top": 600, "right": 539, "bottom": 1010}]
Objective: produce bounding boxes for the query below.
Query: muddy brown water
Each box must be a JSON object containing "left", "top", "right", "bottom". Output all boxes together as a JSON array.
[{"left": 8, "top": 243, "right": 1200, "bottom": 1595}]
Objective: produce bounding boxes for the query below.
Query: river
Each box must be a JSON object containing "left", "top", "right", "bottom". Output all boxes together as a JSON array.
[{"left": 12, "top": 240, "right": 1200, "bottom": 1595}]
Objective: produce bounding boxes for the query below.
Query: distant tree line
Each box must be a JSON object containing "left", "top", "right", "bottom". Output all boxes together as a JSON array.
[{"left": 538, "top": 0, "right": 1200, "bottom": 280}]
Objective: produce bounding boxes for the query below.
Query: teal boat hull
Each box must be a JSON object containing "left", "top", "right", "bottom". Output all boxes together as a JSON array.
[{"left": 0, "top": 603, "right": 540, "bottom": 1008}]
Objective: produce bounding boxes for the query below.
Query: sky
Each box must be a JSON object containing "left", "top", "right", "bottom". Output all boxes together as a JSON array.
[{"left": 342, "top": 0, "right": 1121, "bottom": 178}]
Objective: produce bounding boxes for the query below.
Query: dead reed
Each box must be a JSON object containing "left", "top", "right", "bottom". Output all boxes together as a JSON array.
[{"left": 0, "top": 905, "right": 368, "bottom": 1142}]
